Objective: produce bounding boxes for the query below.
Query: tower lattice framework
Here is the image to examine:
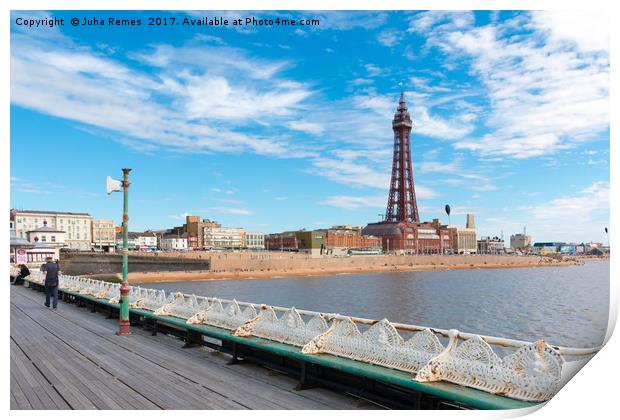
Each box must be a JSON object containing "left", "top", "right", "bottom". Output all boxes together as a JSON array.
[{"left": 385, "top": 93, "right": 419, "bottom": 223}]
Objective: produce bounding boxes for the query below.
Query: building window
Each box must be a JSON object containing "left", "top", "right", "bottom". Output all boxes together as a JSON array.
[
  {"left": 51, "top": 236, "right": 56, "bottom": 242},
  {"left": 41, "top": 235, "right": 47, "bottom": 242}
]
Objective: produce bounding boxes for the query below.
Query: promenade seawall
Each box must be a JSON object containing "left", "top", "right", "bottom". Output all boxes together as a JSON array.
[
  {"left": 59, "top": 251, "right": 211, "bottom": 276},
  {"left": 80, "top": 252, "right": 580, "bottom": 283}
]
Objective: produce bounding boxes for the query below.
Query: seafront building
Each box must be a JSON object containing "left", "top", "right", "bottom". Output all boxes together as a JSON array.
[
  {"left": 450, "top": 228, "right": 477, "bottom": 254},
  {"left": 184, "top": 216, "right": 221, "bottom": 249},
  {"left": 162, "top": 215, "right": 264, "bottom": 250},
  {"left": 25, "top": 221, "right": 66, "bottom": 249},
  {"left": 9, "top": 213, "right": 16, "bottom": 237},
  {"left": 531, "top": 242, "right": 564, "bottom": 255},
  {"left": 91, "top": 219, "right": 116, "bottom": 252},
  {"left": 510, "top": 232, "right": 532, "bottom": 250},
  {"left": 477, "top": 236, "right": 505, "bottom": 254},
  {"left": 116, "top": 231, "right": 158, "bottom": 251},
  {"left": 161, "top": 233, "right": 189, "bottom": 251},
  {"left": 243, "top": 231, "right": 265, "bottom": 249},
  {"left": 265, "top": 228, "right": 382, "bottom": 255},
  {"left": 265, "top": 231, "right": 299, "bottom": 251},
  {"left": 11, "top": 209, "right": 93, "bottom": 250},
  {"left": 448, "top": 214, "right": 477, "bottom": 254},
  {"left": 203, "top": 226, "right": 245, "bottom": 249},
  {"left": 321, "top": 226, "right": 382, "bottom": 255}
]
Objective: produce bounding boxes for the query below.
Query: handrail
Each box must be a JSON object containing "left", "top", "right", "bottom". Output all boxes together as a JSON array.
[{"left": 178, "top": 293, "right": 601, "bottom": 356}]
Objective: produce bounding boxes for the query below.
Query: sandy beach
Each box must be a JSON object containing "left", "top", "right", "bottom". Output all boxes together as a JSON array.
[{"left": 90, "top": 255, "right": 582, "bottom": 283}]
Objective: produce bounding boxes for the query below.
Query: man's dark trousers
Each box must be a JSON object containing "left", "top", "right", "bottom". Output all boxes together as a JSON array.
[{"left": 45, "top": 286, "right": 58, "bottom": 309}]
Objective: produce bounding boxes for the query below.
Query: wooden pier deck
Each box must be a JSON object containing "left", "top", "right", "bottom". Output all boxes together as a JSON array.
[{"left": 10, "top": 286, "right": 376, "bottom": 410}]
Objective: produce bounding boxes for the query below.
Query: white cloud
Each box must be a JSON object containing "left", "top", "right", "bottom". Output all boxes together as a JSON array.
[
  {"left": 168, "top": 212, "right": 190, "bottom": 220},
  {"left": 10, "top": 177, "right": 52, "bottom": 194},
  {"left": 377, "top": 29, "right": 403, "bottom": 47},
  {"left": 305, "top": 11, "right": 388, "bottom": 31},
  {"left": 523, "top": 181, "right": 609, "bottom": 223},
  {"left": 310, "top": 156, "right": 389, "bottom": 189},
  {"left": 211, "top": 188, "right": 235, "bottom": 195},
  {"left": 414, "top": 185, "right": 438, "bottom": 199},
  {"left": 11, "top": 32, "right": 313, "bottom": 159},
  {"left": 530, "top": 11, "right": 609, "bottom": 53},
  {"left": 321, "top": 195, "right": 386, "bottom": 210},
  {"left": 364, "top": 64, "right": 383, "bottom": 77},
  {"left": 349, "top": 78, "right": 373, "bottom": 86},
  {"left": 408, "top": 11, "right": 475, "bottom": 34},
  {"left": 422, "top": 12, "right": 609, "bottom": 159},
  {"left": 10, "top": 176, "right": 100, "bottom": 198},
  {"left": 414, "top": 107, "right": 473, "bottom": 139},
  {"left": 216, "top": 198, "right": 244, "bottom": 204},
  {"left": 179, "top": 75, "right": 312, "bottom": 120},
  {"left": 207, "top": 207, "right": 255, "bottom": 216},
  {"left": 286, "top": 121, "right": 324, "bottom": 135},
  {"left": 194, "top": 34, "right": 226, "bottom": 45},
  {"left": 322, "top": 185, "right": 438, "bottom": 211},
  {"left": 409, "top": 76, "right": 452, "bottom": 93},
  {"left": 480, "top": 181, "right": 609, "bottom": 243}
]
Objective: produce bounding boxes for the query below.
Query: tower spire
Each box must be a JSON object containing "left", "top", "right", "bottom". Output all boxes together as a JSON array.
[
  {"left": 398, "top": 91, "right": 406, "bottom": 110},
  {"left": 385, "top": 93, "right": 419, "bottom": 223}
]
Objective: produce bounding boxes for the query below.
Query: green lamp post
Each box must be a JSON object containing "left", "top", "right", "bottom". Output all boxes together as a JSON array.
[{"left": 107, "top": 168, "right": 132, "bottom": 335}]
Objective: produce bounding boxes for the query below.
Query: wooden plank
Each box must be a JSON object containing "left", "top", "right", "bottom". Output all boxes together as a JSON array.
[
  {"left": 13, "top": 291, "right": 316, "bottom": 408},
  {"left": 10, "top": 371, "right": 32, "bottom": 409},
  {"left": 11, "top": 294, "right": 138, "bottom": 409},
  {"left": 9, "top": 286, "right": 375, "bottom": 410},
  {"left": 11, "top": 311, "right": 126, "bottom": 409},
  {"left": 9, "top": 340, "right": 70, "bottom": 409}
]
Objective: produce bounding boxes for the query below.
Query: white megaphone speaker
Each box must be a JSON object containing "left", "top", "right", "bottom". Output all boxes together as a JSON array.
[{"left": 106, "top": 176, "right": 122, "bottom": 195}]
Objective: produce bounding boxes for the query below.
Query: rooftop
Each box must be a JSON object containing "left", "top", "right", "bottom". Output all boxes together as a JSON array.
[
  {"left": 13, "top": 209, "right": 91, "bottom": 216},
  {"left": 26, "top": 225, "right": 65, "bottom": 233}
]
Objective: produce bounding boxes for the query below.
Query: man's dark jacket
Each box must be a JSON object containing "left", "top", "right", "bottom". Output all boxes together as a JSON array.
[{"left": 43, "top": 262, "right": 60, "bottom": 287}]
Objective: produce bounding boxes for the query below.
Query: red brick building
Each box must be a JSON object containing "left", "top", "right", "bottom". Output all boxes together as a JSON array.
[
  {"left": 362, "top": 220, "right": 453, "bottom": 254},
  {"left": 322, "top": 228, "right": 382, "bottom": 249},
  {"left": 264, "top": 232, "right": 299, "bottom": 251}
]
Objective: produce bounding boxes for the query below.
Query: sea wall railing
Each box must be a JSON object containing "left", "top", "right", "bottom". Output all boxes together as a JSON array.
[{"left": 24, "top": 270, "right": 601, "bottom": 403}]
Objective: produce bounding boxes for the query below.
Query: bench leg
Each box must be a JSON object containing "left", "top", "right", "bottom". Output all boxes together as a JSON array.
[
  {"left": 295, "top": 361, "right": 315, "bottom": 391},
  {"left": 227, "top": 342, "right": 243, "bottom": 365},
  {"left": 182, "top": 330, "right": 202, "bottom": 348}
]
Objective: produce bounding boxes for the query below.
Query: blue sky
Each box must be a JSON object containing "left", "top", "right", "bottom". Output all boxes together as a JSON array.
[{"left": 10, "top": 10, "right": 609, "bottom": 243}]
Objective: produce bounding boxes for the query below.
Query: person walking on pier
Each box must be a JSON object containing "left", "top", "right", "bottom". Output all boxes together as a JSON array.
[{"left": 42, "top": 257, "right": 60, "bottom": 309}]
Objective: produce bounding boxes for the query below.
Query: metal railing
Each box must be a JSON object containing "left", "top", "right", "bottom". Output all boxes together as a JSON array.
[{"left": 22, "top": 270, "right": 602, "bottom": 403}]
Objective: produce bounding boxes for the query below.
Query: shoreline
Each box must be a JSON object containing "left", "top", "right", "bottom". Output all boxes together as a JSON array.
[{"left": 89, "top": 258, "right": 587, "bottom": 284}]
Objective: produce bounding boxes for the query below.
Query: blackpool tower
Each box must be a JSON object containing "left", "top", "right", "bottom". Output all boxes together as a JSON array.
[{"left": 384, "top": 92, "right": 419, "bottom": 223}]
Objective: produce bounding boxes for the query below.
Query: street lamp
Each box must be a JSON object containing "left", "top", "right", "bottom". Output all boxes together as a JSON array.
[{"left": 107, "top": 169, "right": 132, "bottom": 336}]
